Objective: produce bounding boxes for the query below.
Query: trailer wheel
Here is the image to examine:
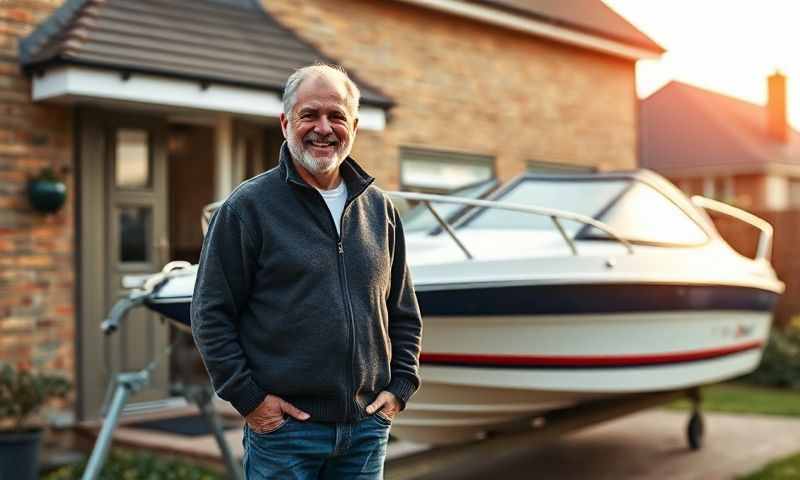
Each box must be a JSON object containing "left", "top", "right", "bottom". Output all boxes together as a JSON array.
[{"left": 687, "top": 411, "right": 704, "bottom": 450}]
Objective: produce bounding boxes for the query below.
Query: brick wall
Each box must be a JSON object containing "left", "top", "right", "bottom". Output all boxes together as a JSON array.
[
  {"left": 0, "top": 0, "right": 75, "bottom": 386},
  {"left": 261, "top": 0, "right": 638, "bottom": 188}
]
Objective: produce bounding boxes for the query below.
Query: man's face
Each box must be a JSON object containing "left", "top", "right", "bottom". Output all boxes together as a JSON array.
[{"left": 280, "top": 74, "right": 359, "bottom": 176}]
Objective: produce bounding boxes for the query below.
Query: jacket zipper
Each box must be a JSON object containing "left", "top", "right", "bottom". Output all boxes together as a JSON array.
[
  {"left": 314, "top": 189, "right": 367, "bottom": 420},
  {"left": 336, "top": 238, "right": 358, "bottom": 419},
  {"left": 291, "top": 171, "right": 373, "bottom": 419}
]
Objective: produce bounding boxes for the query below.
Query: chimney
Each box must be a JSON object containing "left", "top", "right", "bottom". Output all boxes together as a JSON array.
[{"left": 767, "top": 71, "right": 788, "bottom": 143}]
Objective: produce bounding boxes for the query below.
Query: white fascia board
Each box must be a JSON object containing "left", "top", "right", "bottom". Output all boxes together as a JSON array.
[
  {"left": 31, "top": 66, "right": 387, "bottom": 131},
  {"left": 395, "top": 0, "right": 661, "bottom": 60}
]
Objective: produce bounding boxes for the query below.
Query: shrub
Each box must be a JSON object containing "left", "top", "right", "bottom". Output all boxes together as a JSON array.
[
  {"left": 0, "top": 363, "right": 71, "bottom": 432},
  {"left": 743, "top": 325, "right": 800, "bottom": 389},
  {"left": 43, "top": 449, "right": 223, "bottom": 480}
]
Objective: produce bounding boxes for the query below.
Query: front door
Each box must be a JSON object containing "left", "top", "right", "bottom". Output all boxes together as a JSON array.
[{"left": 78, "top": 109, "right": 170, "bottom": 419}]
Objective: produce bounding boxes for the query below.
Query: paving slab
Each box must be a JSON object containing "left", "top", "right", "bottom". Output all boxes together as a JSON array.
[{"left": 447, "top": 410, "right": 800, "bottom": 480}]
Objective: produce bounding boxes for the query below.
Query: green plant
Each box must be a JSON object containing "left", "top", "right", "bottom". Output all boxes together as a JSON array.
[
  {"left": 0, "top": 363, "right": 71, "bottom": 432},
  {"left": 43, "top": 449, "right": 223, "bottom": 480},
  {"left": 743, "top": 326, "right": 800, "bottom": 389},
  {"left": 33, "top": 167, "right": 60, "bottom": 182}
]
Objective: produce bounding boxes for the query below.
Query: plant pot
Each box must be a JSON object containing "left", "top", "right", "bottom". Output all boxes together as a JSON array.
[
  {"left": 0, "top": 428, "right": 43, "bottom": 480},
  {"left": 27, "top": 178, "right": 67, "bottom": 214}
]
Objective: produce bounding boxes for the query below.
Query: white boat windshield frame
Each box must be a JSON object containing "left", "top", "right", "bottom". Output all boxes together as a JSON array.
[
  {"left": 387, "top": 191, "right": 635, "bottom": 258},
  {"left": 691, "top": 195, "right": 774, "bottom": 261}
]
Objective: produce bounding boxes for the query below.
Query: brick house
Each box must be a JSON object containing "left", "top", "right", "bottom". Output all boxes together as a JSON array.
[
  {"left": 1, "top": 0, "right": 662, "bottom": 421},
  {"left": 640, "top": 73, "right": 800, "bottom": 211}
]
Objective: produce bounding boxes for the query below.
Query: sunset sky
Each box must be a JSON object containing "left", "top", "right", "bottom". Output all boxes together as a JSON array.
[{"left": 602, "top": 0, "right": 800, "bottom": 127}]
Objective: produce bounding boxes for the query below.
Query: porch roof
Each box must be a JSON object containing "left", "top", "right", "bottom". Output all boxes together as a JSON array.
[{"left": 19, "top": 0, "right": 394, "bottom": 109}]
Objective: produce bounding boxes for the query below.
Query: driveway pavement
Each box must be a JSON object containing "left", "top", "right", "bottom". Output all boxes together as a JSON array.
[{"left": 398, "top": 410, "right": 800, "bottom": 480}]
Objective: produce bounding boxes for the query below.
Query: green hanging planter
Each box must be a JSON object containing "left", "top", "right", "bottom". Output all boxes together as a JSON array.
[{"left": 27, "top": 167, "right": 67, "bottom": 214}]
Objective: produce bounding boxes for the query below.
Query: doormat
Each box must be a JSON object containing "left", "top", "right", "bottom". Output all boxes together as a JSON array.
[{"left": 126, "top": 414, "right": 240, "bottom": 437}]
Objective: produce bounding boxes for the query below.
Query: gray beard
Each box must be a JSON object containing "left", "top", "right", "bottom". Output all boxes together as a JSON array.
[
  {"left": 287, "top": 135, "right": 352, "bottom": 176},
  {"left": 290, "top": 142, "right": 339, "bottom": 175}
]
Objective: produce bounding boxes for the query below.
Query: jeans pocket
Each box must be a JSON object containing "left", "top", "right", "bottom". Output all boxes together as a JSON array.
[
  {"left": 374, "top": 411, "right": 393, "bottom": 426},
  {"left": 250, "top": 416, "right": 290, "bottom": 436}
]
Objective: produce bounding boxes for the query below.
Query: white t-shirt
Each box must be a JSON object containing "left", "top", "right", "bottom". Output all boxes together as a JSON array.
[{"left": 316, "top": 180, "right": 348, "bottom": 235}]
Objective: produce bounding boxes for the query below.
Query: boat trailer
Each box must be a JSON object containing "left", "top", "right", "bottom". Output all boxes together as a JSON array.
[{"left": 80, "top": 291, "right": 243, "bottom": 480}]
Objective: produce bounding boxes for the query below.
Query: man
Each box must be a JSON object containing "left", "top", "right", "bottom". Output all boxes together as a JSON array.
[{"left": 190, "top": 64, "right": 422, "bottom": 479}]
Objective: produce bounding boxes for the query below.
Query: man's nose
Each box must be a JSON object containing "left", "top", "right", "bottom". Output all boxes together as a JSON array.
[{"left": 313, "top": 116, "right": 333, "bottom": 135}]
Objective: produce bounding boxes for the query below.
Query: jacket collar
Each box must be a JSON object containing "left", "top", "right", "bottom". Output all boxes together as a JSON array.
[{"left": 279, "top": 141, "right": 375, "bottom": 200}]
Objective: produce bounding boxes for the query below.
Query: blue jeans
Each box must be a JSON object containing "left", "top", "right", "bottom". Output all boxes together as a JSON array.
[{"left": 242, "top": 412, "right": 392, "bottom": 479}]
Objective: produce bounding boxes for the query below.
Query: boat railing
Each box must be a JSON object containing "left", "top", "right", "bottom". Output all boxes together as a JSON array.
[
  {"left": 690, "top": 195, "right": 774, "bottom": 261},
  {"left": 387, "top": 191, "right": 634, "bottom": 258},
  {"left": 199, "top": 193, "right": 635, "bottom": 257}
]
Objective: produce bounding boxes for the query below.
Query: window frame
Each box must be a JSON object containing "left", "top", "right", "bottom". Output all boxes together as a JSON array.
[
  {"left": 399, "top": 147, "right": 496, "bottom": 194},
  {"left": 526, "top": 159, "right": 596, "bottom": 174}
]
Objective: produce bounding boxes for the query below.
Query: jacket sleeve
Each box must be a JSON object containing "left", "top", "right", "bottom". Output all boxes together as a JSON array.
[
  {"left": 190, "top": 203, "right": 267, "bottom": 417},
  {"left": 384, "top": 206, "right": 423, "bottom": 410}
]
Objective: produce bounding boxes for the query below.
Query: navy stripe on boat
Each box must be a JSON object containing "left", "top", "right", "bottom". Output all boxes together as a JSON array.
[{"left": 416, "top": 283, "right": 778, "bottom": 316}]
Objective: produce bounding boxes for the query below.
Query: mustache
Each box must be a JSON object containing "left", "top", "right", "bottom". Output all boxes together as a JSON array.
[{"left": 304, "top": 132, "right": 339, "bottom": 144}]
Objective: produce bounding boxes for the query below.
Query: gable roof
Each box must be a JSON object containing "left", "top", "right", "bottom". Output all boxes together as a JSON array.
[
  {"left": 19, "top": 0, "right": 393, "bottom": 108},
  {"left": 640, "top": 81, "right": 800, "bottom": 175},
  {"left": 469, "top": 0, "right": 663, "bottom": 53}
]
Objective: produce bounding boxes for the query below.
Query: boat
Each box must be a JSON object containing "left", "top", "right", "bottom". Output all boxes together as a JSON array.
[{"left": 136, "top": 169, "right": 784, "bottom": 446}]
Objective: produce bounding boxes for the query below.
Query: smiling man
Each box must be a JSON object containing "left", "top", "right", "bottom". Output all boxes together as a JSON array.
[{"left": 190, "top": 64, "right": 423, "bottom": 479}]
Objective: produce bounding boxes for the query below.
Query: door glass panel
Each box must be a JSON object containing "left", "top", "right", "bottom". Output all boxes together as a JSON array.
[
  {"left": 115, "top": 129, "right": 150, "bottom": 188},
  {"left": 119, "top": 206, "right": 152, "bottom": 263}
]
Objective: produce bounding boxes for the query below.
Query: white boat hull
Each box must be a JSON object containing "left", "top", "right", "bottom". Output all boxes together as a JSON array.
[{"left": 391, "top": 310, "right": 771, "bottom": 444}]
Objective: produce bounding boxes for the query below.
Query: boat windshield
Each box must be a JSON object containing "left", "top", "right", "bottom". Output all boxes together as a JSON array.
[
  {"left": 583, "top": 181, "right": 709, "bottom": 245},
  {"left": 458, "top": 178, "right": 630, "bottom": 234},
  {"left": 403, "top": 179, "right": 497, "bottom": 233}
]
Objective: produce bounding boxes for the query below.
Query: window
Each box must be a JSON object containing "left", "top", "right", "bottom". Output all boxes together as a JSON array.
[
  {"left": 460, "top": 178, "right": 630, "bottom": 233},
  {"left": 789, "top": 178, "right": 800, "bottom": 209},
  {"left": 702, "top": 176, "right": 734, "bottom": 202},
  {"left": 585, "top": 182, "right": 708, "bottom": 245},
  {"left": 118, "top": 206, "right": 152, "bottom": 262},
  {"left": 115, "top": 129, "right": 151, "bottom": 189},
  {"left": 400, "top": 148, "right": 494, "bottom": 193},
  {"left": 527, "top": 160, "right": 595, "bottom": 174}
]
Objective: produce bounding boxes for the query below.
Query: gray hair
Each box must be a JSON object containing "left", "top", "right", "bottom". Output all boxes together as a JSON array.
[{"left": 282, "top": 64, "right": 361, "bottom": 120}]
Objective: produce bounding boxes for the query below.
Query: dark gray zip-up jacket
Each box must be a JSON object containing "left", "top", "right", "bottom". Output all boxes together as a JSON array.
[{"left": 190, "top": 143, "right": 422, "bottom": 422}]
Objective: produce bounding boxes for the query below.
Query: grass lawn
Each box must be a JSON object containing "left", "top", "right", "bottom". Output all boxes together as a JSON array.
[
  {"left": 739, "top": 452, "right": 800, "bottom": 480},
  {"left": 667, "top": 382, "right": 800, "bottom": 417}
]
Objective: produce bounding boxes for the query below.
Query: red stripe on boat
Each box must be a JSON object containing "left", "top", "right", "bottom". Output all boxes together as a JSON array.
[{"left": 420, "top": 341, "right": 763, "bottom": 367}]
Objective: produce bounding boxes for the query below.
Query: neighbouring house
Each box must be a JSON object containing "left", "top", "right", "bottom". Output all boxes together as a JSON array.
[
  {"left": 1, "top": 0, "right": 663, "bottom": 423},
  {"left": 640, "top": 73, "right": 800, "bottom": 211},
  {"left": 640, "top": 73, "right": 800, "bottom": 325}
]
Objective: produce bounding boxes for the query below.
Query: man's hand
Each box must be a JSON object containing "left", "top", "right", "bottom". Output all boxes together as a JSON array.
[
  {"left": 245, "top": 394, "right": 310, "bottom": 433},
  {"left": 366, "top": 391, "right": 401, "bottom": 420}
]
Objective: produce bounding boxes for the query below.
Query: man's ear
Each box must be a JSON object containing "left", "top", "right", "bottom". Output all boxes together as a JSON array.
[
  {"left": 279, "top": 113, "right": 289, "bottom": 138},
  {"left": 353, "top": 117, "right": 359, "bottom": 136}
]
